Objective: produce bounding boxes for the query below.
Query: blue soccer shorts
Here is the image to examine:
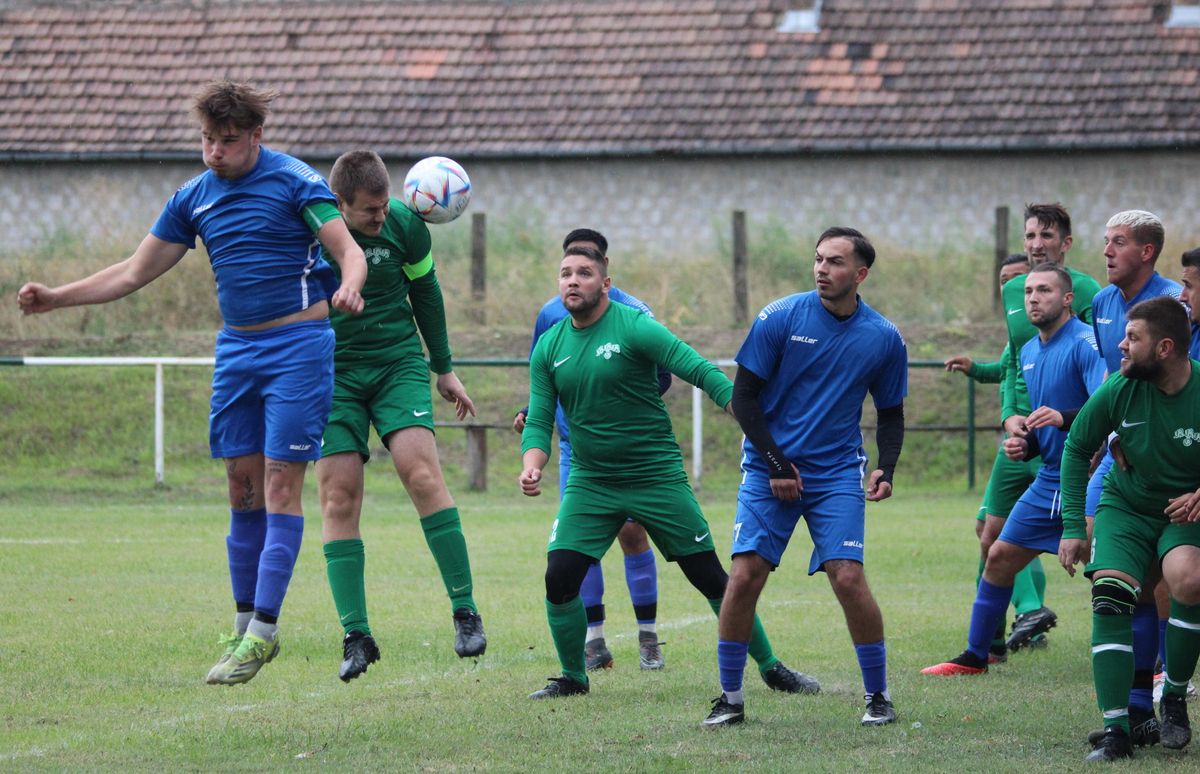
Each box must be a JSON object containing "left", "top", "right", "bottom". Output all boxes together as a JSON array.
[
  {"left": 733, "top": 476, "right": 866, "bottom": 574},
  {"left": 1086, "top": 452, "right": 1114, "bottom": 517},
  {"left": 996, "top": 475, "right": 1064, "bottom": 554},
  {"left": 210, "top": 319, "right": 334, "bottom": 462}
]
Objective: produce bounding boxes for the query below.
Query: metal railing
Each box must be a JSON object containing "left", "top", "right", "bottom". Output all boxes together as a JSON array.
[{"left": 1, "top": 356, "right": 993, "bottom": 488}]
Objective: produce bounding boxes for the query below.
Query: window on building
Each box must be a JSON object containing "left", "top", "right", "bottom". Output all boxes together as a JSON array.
[
  {"left": 777, "top": 0, "right": 823, "bottom": 33},
  {"left": 1166, "top": 3, "right": 1200, "bottom": 27}
]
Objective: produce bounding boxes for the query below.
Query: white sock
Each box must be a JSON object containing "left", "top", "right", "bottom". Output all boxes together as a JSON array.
[
  {"left": 638, "top": 622, "right": 657, "bottom": 637},
  {"left": 725, "top": 689, "right": 744, "bottom": 705},
  {"left": 247, "top": 618, "right": 278, "bottom": 642},
  {"left": 234, "top": 611, "right": 253, "bottom": 635},
  {"left": 586, "top": 623, "right": 605, "bottom": 642}
]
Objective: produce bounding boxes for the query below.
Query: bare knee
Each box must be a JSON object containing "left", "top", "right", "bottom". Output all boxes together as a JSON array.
[
  {"left": 321, "top": 480, "right": 361, "bottom": 525},
  {"left": 1168, "top": 574, "right": 1200, "bottom": 606},
  {"left": 983, "top": 541, "right": 1026, "bottom": 584},
  {"left": 264, "top": 459, "right": 306, "bottom": 513},
  {"left": 225, "top": 456, "right": 264, "bottom": 511},
  {"left": 729, "top": 553, "right": 771, "bottom": 590},
  {"left": 616, "top": 521, "right": 650, "bottom": 554},
  {"left": 398, "top": 459, "right": 443, "bottom": 499},
  {"left": 825, "top": 559, "right": 868, "bottom": 596}
]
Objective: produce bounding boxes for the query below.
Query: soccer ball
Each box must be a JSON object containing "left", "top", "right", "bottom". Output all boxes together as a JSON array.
[{"left": 402, "top": 156, "right": 472, "bottom": 224}]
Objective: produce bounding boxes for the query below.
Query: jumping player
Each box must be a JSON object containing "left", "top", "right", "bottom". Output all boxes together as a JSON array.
[
  {"left": 316, "top": 150, "right": 484, "bottom": 683},
  {"left": 16, "top": 81, "right": 367, "bottom": 685},
  {"left": 519, "top": 243, "right": 818, "bottom": 702}
]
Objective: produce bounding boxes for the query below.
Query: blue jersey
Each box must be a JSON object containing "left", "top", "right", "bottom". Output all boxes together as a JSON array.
[
  {"left": 530, "top": 286, "right": 668, "bottom": 442},
  {"left": 1193, "top": 323, "right": 1200, "bottom": 361},
  {"left": 1018, "top": 317, "right": 1105, "bottom": 478},
  {"left": 736, "top": 291, "right": 907, "bottom": 489},
  {"left": 1091, "top": 273, "right": 1181, "bottom": 374},
  {"left": 150, "top": 146, "right": 338, "bottom": 327}
]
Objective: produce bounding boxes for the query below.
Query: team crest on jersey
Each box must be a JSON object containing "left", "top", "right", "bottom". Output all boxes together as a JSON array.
[
  {"left": 596, "top": 342, "right": 621, "bottom": 359},
  {"left": 1173, "top": 428, "right": 1200, "bottom": 447},
  {"left": 365, "top": 247, "right": 389, "bottom": 265}
]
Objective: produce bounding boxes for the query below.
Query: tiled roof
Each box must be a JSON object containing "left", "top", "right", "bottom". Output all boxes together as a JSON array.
[{"left": 2, "top": 0, "right": 1199, "bottom": 158}]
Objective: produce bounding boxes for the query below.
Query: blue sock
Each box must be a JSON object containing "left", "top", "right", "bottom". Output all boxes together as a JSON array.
[
  {"left": 624, "top": 549, "right": 658, "bottom": 622},
  {"left": 226, "top": 508, "right": 267, "bottom": 607},
  {"left": 580, "top": 561, "right": 604, "bottom": 610},
  {"left": 1130, "top": 602, "right": 1159, "bottom": 712},
  {"left": 718, "top": 639, "right": 750, "bottom": 694},
  {"left": 253, "top": 513, "right": 304, "bottom": 618},
  {"left": 1159, "top": 617, "right": 1169, "bottom": 671},
  {"left": 855, "top": 640, "right": 888, "bottom": 696},
  {"left": 967, "top": 579, "right": 1014, "bottom": 660}
]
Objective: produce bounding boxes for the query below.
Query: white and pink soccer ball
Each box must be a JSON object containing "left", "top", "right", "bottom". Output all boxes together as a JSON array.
[{"left": 402, "top": 156, "right": 472, "bottom": 224}]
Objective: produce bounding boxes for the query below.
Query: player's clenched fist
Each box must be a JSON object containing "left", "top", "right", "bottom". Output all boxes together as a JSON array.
[
  {"left": 519, "top": 467, "right": 542, "bottom": 497},
  {"left": 17, "top": 282, "right": 57, "bottom": 315},
  {"left": 330, "top": 286, "right": 364, "bottom": 315}
]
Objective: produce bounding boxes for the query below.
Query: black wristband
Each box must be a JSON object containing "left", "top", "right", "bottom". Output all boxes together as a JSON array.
[{"left": 732, "top": 365, "right": 791, "bottom": 478}]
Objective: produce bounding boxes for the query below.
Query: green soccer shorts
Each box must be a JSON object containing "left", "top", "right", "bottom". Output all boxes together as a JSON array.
[
  {"left": 977, "top": 448, "right": 1041, "bottom": 521},
  {"left": 321, "top": 355, "right": 435, "bottom": 460},
  {"left": 547, "top": 470, "right": 715, "bottom": 561},
  {"left": 1086, "top": 497, "right": 1200, "bottom": 583}
]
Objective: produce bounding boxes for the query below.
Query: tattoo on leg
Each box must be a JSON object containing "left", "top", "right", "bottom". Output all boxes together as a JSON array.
[{"left": 226, "top": 459, "right": 256, "bottom": 511}]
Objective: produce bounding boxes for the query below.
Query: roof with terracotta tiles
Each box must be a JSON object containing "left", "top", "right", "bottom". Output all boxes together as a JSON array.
[{"left": 1, "top": 0, "right": 1199, "bottom": 159}]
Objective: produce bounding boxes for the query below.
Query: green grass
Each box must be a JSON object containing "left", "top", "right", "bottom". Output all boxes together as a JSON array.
[{"left": 0, "top": 484, "right": 1183, "bottom": 771}]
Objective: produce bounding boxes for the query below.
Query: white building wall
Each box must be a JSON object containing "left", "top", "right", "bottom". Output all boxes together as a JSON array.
[{"left": 3, "top": 151, "right": 1199, "bottom": 261}]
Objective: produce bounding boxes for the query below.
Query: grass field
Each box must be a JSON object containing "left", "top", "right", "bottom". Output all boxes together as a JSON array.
[{"left": 0, "top": 482, "right": 1185, "bottom": 772}]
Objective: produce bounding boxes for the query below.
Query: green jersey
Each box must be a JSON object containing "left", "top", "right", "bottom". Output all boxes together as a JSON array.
[
  {"left": 968, "top": 342, "right": 1010, "bottom": 385},
  {"left": 522, "top": 301, "right": 732, "bottom": 481},
  {"left": 1001, "top": 267, "right": 1102, "bottom": 420},
  {"left": 324, "top": 198, "right": 451, "bottom": 372},
  {"left": 1060, "top": 362, "right": 1200, "bottom": 540}
]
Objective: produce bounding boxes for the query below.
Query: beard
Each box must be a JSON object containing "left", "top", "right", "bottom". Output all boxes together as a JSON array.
[
  {"left": 563, "top": 286, "right": 603, "bottom": 315},
  {"left": 1121, "top": 356, "right": 1164, "bottom": 382},
  {"left": 1029, "top": 306, "right": 1064, "bottom": 329}
]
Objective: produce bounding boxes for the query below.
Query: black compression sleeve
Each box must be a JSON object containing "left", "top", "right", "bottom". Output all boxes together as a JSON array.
[
  {"left": 656, "top": 365, "right": 672, "bottom": 396},
  {"left": 874, "top": 403, "right": 905, "bottom": 485},
  {"left": 1059, "top": 408, "right": 1079, "bottom": 432},
  {"left": 732, "top": 365, "right": 791, "bottom": 478},
  {"left": 1022, "top": 430, "right": 1041, "bottom": 462}
]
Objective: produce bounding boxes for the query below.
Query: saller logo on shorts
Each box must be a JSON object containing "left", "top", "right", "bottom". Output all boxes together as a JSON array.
[{"left": 596, "top": 342, "right": 621, "bottom": 359}]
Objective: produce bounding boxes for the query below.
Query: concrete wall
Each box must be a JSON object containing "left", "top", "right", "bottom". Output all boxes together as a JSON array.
[{"left": 4, "top": 150, "right": 1200, "bottom": 265}]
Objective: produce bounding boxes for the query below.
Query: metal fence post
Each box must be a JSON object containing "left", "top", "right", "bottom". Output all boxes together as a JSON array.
[{"left": 155, "top": 363, "right": 165, "bottom": 486}]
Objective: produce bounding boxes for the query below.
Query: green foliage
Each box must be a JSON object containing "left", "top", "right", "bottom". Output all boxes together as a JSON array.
[
  {"left": 3, "top": 487, "right": 1188, "bottom": 770},
  {"left": 2, "top": 215, "right": 1011, "bottom": 343}
]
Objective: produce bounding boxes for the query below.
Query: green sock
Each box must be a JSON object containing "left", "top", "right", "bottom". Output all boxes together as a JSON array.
[
  {"left": 546, "top": 597, "right": 588, "bottom": 685},
  {"left": 1092, "top": 611, "right": 1134, "bottom": 734},
  {"left": 324, "top": 539, "right": 370, "bottom": 636},
  {"left": 1011, "top": 562, "right": 1041, "bottom": 615},
  {"left": 707, "top": 598, "right": 780, "bottom": 672},
  {"left": 1165, "top": 598, "right": 1200, "bottom": 696},
  {"left": 420, "top": 507, "right": 476, "bottom": 613},
  {"left": 1029, "top": 557, "right": 1046, "bottom": 606}
]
